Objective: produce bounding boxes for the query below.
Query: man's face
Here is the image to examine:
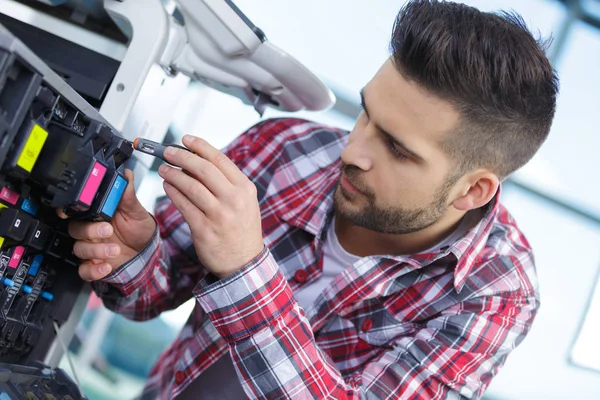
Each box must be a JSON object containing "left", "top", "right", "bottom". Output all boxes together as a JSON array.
[{"left": 334, "top": 59, "right": 462, "bottom": 234}]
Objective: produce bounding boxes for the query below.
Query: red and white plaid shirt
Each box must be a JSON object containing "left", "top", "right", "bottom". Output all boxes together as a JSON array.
[{"left": 95, "top": 118, "right": 540, "bottom": 399}]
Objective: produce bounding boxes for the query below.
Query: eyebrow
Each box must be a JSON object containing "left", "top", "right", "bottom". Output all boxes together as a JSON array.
[{"left": 359, "top": 88, "right": 424, "bottom": 162}]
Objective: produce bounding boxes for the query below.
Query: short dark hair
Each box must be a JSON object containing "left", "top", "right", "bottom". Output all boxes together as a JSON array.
[{"left": 390, "top": 0, "right": 559, "bottom": 179}]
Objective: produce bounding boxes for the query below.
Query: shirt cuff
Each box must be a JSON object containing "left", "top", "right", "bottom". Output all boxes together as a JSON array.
[
  {"left": 97, "top": 223, "right": 161, "bottom": 296},
  {"left": 194, "top": 247, "right": 296, "bottom": 342}
]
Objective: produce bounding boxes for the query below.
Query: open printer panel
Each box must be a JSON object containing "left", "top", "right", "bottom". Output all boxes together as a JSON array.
[{"left": 0, "top": 23, "right": 134, "bottom": 399}]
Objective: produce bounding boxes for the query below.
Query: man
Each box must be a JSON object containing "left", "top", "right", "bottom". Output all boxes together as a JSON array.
[{"left": 68, "top": 1, "right": 557, "bottom": 398}]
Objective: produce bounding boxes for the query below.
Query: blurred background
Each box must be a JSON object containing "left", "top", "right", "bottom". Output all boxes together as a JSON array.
[{"left": 18, "top": 0, "right": 598, "bottom": 398}]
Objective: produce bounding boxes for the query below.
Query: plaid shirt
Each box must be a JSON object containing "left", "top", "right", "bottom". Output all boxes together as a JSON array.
[{"left": 94, "top": 118, "right": 540, "bottom": 399}]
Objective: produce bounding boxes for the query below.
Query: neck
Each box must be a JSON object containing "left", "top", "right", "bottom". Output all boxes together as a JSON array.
[{"left": 335, "top": 208, "right": 468, "bottom": 257}]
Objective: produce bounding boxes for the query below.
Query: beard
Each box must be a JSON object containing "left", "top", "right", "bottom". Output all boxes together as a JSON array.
[{"left": 333, "top": 163, "right": 455, "bottom": 234}]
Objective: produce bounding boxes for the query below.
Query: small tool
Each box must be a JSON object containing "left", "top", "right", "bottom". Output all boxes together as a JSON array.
[{"left": 132, "top": 138, "right": 194, "bottom": 163}]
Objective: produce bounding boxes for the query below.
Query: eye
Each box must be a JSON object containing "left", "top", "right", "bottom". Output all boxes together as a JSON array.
[
  {"left": 385, "top": 136, "right": 408, "bottom": 160},
  {"left": 359, "top": 102, "right": 368, "bottom": 118}
]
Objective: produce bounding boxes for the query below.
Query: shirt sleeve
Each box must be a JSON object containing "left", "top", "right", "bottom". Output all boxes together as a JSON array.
[
  {"left": 194, "top": 249, "right": 539, "bottom": 399},
  {"left": 91, "top": 206, "right": 206, "bottom": 321}
]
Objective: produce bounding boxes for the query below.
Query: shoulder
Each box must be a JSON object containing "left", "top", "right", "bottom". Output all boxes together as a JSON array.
[
  {"left": 232, "top": 117, "right": 348, "bottom": 177},
  {"left": 227, "top": 118, "right": 347, "bottom": 197},
  {"left": 241, "top": 117, "right": 348, "bottom": 155}
]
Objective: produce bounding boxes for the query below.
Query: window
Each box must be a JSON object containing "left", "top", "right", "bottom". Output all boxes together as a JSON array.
[
  {"left": 513, "top": 20, "right": 600, "bottom": 217},
  {"left": 571, "top": 269, "right": 600, "bottom": 373},
  {"left": 484, "top": 184, "right": 600, "bottom": 399}
]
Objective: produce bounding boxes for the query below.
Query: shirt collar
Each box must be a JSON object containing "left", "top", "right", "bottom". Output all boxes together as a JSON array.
[
  {"left": 447, "top": 187, "right": 501, "bottom": 292},
  {"left": 382, "top": 189, "right": 501, "bottom": 293},
  {"left": 273, "top": 161, "right": 501, "bottom": 293},
  {"left": 391, "top": 189, "right": 501, "bottom": 292}
]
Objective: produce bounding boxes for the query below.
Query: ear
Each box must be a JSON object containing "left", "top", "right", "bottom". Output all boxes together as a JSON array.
[{"left": 452, "top": 170, "right": 499, "bottom": 211}]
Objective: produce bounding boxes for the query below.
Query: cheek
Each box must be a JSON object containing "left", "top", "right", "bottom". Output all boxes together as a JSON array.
[{"left": 376, "top": 166, "right": 439, "bottom": 207}]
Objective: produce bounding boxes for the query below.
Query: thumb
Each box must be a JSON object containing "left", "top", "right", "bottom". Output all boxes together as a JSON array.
[{"left": 117, "top": 169, "right": 148, "bottom": 218}]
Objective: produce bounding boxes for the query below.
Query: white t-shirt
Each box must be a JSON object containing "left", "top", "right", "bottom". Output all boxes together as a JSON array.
[{"left": 294, "top": 216, "right": 360, "bottom": 311}]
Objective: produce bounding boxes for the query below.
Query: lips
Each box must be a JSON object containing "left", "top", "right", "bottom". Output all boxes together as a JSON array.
[{"left": 340, "top": 173, "right": 362, "bottom": 194}]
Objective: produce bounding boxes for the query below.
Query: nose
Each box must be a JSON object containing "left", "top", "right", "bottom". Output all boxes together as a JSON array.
[{"left": 341, "top": 125, "right": 374, "bottom": 172}]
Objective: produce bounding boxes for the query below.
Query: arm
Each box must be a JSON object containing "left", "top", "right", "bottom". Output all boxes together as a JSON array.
[
  {"left": 194, "top": 253, "right": 538, "bottom": 399},
  {"left": 92, "top": 119, "right": 283, "bottom": 320}
]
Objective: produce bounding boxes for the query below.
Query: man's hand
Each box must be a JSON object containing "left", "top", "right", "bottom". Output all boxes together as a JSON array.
[
  {"left": 60, "top": 169, "right": 157, "bottom": 281},
  {"left": 158, "top": 135, "right": 264, "bottom": 279}
]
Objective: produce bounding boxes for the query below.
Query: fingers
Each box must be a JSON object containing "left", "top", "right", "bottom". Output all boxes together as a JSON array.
[
  {"left": 121, "top": 168, "right": 136, "bottom": 203},
  {"left": 56, "top": 208, "right": 68, "bottom": 219},
  {"left": 158, "top": 164, "right": 218, "bottom": 214},
  {"left": 68, "top": 221, "right": 113, "bottom": 240},
  {"left": 124, "top": 168, "right": 134, "bottom": 182},
  {"left": 116, "top": 169, "right": 149, "bottom": 217},
  {"left": 78, "top": 261, "right": 113, "bottom": 282},
  {"left": 163, "top": 181, "right": 207, "bottom": 231},
  {"left": 74, "top": 242, "right": 121, "bottom": 282},
  {"left": 73, "top": 241, "right": 121, "bottom": 261},
  {"left": 162, "top": 146, "right": 232, "bottom": 198},
  {"left": 182, "top": 135, "right": 246, "bottom": 185},
  {"left": 118, "top": 169, "right": 138, "bottom": 208}
]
